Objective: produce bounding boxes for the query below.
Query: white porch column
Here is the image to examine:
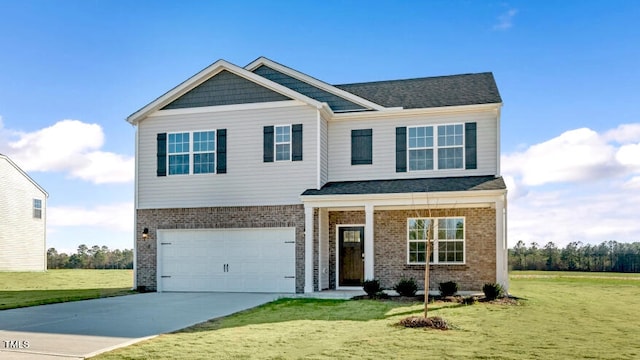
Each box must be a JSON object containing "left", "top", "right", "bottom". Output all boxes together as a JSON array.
[
  {"left": 495, "top": 196, "right": 509, "bottom": 292},
  {"left": 364, "top": 203, "right": 375, "bottom": 281},
  {"left": 304, "top": 205, "right": 314, "bottom": 293}
]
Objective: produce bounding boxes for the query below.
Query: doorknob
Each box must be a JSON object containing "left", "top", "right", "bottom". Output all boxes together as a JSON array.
[{"left": 362, "top": 253, "right": 365, "bottom": 259}]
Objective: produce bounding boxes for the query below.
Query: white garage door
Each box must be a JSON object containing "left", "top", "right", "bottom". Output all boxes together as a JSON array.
[{"left": 157, "top": 228, "right": 296, "bottom": 293}]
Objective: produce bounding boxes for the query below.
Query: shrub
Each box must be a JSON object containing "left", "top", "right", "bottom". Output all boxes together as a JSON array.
[
  {"left": 394, "top": 278, "right": 418, "bottom": 297},
  {"left": 482, "top": 283, "right": 504, "bottom": 300},
  {"left": 438, "top": 281, "right": 458, "bottom": 297},
  {"left": 362, "top": 279, "right": 381, "bottom": 298},
  {"left": 461, "top": 296, "right": 477, "bottom": 305}
]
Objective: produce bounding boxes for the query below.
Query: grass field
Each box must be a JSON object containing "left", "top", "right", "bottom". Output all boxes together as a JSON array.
[
  {"left": 0, "top": 269, "right": 134, "bottom": 310},
  {"left": 93, "top": 271, "right": 640, "bottom": 360}
]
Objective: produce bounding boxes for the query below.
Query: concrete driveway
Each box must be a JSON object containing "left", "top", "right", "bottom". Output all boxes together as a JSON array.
[{"left": 0, "top": 292, "right": 282, "bottom": 359}]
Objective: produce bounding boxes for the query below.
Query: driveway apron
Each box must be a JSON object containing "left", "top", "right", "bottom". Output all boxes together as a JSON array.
[{"left": 0, "top": 292, "right": 281, "bottom": 359}]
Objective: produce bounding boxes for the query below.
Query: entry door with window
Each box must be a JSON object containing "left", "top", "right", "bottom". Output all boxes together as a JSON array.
[{"left": 338, "top": 226, "right": 365, "bottom": 286}]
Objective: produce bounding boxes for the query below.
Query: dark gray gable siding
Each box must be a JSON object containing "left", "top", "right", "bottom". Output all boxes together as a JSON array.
[
  {"left": 335, "top": 72, "right": 502, "bottom": 109},
  {"left": 302, "top": 176, "right": 506, "bottom": 196},
  {"left": 252, "top": 65, "right": 367, "bottom": 112},
  {"left": 162, "top": 70, "right": 291, "bottom": 110}
]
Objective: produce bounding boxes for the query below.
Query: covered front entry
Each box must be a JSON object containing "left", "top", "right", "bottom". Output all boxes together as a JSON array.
[{"left": 338, "top": 226, "right": 365, "bottom": 286}]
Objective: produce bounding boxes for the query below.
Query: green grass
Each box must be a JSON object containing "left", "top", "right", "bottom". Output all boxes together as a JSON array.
[
  {"left": 93, "top": 271, "right": 640, "bottom": 359},
  {"left": 0, "top": 269, "right": 134, "bottom": 310}
]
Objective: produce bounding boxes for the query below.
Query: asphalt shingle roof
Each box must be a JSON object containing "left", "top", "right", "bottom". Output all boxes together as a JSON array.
[
  {"left": 301, "top": 176, "right": 506, "bottom": 196},
  {"left": 335, "top": 72, "right": 502, "bottom": 109}
]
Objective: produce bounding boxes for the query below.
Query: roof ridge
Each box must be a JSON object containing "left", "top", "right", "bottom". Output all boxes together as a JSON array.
[{"left": 335, "top": 72, "right": 494, "bottom": 87}]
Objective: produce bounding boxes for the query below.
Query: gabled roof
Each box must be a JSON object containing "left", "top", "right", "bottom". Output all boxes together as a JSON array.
[
  {"left": 126, "top": 59, "right": 327, "bottom": 125},
  {"left": 245, "top": 57, "right": 386, "bottom": 112},
  {"left": 335, "top": 73, "right": 502, "bottom": 109},
  {"left": 301, "top": 176, "right": 505, "bottom": 196},
  {"left": 127, "top": 57, "right": 502, "bottom": 125},
  {"left": 0, "top": 153, "right": 48, "bottom": 197}
]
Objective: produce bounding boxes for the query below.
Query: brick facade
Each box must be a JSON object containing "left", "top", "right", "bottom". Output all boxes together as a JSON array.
[
  {"left": 328, "top": 207, "right": 496, "bottom": 292},
  {"left": 136, "top": 205, "right": 305, "bottom": 292}
]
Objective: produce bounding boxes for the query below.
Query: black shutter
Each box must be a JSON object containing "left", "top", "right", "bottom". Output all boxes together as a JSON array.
[
  {"left": 263, "top": 126, "right": 274, "bottom": 162},
  {"left": 216, "top": 129, "right": 227, "bottom": 174},
  {"left": 292, "top": 124, "right": 303, "bottom": 161},
  {"left": 465, "top": 122, "right": 477, "bottom": 169},
  {"left": 351, "top": 129, "right": 372, "bottom": 165},
  {"left": 395, "top": 127, "right": 407, "bottom": 172},
  {"left": 157, "top": 133, "right": 167, "bottom": 176}
]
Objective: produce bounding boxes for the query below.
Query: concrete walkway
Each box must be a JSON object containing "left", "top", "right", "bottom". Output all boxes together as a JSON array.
[{"left": 0, "top": 292, "right": 283, "bottom": 359}]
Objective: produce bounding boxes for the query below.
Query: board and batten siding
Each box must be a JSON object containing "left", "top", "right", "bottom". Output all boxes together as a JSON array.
[
  {"left": 137, "top": 103, "right": 319, "bottom": 209},
  {"left": 327, "top": 110, "right": 499, "bottom": 182},
  {"left": 0, "top": 157, "right": 47, "bottom": 271}
]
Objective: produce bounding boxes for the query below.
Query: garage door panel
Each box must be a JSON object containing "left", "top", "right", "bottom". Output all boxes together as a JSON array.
[{"left": 159, "top": 228, "right": 295, "bottom": 293}]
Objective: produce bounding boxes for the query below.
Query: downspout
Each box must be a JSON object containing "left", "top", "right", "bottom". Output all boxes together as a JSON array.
[
  {"left": 132, "top": 124, "right": 139, "bottom": 290},
  {"left": 316, "top": 107, "right": 321, "bottom": 190}
]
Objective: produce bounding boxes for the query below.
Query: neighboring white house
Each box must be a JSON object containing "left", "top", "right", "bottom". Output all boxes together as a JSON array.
[
  {"left": 0, "top": 153, "right": 48, "bottom": 271},
  {"left": 127, "top": 57, "right": 508, "bottom": 294}
]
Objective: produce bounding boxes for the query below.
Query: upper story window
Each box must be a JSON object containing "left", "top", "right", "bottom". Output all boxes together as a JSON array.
[
  {"left": 407, "top": 217, "right": 465, "bottom": 265},
  {"left": 168, "top": 132, "right": 190, "bottom": 175},
  {"left": 167, "top": 131, "right": 215, "bottom": 175},
  {"left": 33, "top": 199, "right": 42, "bottom": 219},
  {"left": 407, "top": 124, "right": 464, "bottom": 171},
  {"left": 263, "top": 124, "right": 303, "bottom": 163},
  {"left": 193, "top": 131, "right": 216, "bottom": 174},
  {"left": 275, "top": 125, "right": 291, "bottom": 161}
]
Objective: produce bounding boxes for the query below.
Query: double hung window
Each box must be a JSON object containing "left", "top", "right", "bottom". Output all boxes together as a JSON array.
[{"left": 407, "top": 217, "right": 465, "bottom": 264}]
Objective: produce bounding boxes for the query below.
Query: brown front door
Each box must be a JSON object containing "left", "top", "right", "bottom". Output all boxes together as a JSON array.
[{"left": 338, "top": 226, "right": 364, "bottom": 286}]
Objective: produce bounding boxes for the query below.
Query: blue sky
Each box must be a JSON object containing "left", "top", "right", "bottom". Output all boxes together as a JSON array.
[{"left": 1, "top": 1, "right": 638, "bottom": 253}]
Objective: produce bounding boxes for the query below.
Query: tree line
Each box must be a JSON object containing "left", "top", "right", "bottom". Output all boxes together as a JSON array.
[
  {"left": 509, "top": 240, "right": 640, "bottom": 272},
  {"left": 47, "top": 245, "right": 133, "bottom": 269}
]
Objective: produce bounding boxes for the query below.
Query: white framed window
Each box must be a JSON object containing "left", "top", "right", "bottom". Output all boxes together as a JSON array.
[
  {"left": 193, "top": 131, "right": 215, "bottom": 174},
  {"left": 407, "top": 217, "right": 465, "bottom": 264},
  {"left": 275, "top": 125, "right": 291, "bottom": 161},
  {"left": 408, "top": 123, "right": 464, "bottom": 171},
  {"left": 437, "top": 124, "right": 464, "bottom": 169},
  {"left": 168, "top": 130, "right": 216, "bottom": 175},
  {"left": 33, "top": 199, "right": 42, "bottom": 219}
]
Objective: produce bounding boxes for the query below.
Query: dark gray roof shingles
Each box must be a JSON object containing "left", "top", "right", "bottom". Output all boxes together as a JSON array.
[
  {"left": 301, "top": 176, "right": 506, "bottom": 196},
  {"left": 335, "top": 72, "right": 502, "bottom": 109}
]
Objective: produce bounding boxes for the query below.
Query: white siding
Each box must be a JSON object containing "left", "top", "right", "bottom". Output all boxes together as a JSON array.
[
  {"left": 328, "top": 110, "right": 498, "bottom": 182},
  {"left": 319, "top": 112, "right": 329, "bottom": 187},
  {"left": 137, "top": 104, "right": 319, "bottom": 209},
  {"left": 0, "top": 157, "right": 47, "bottom": 271}
]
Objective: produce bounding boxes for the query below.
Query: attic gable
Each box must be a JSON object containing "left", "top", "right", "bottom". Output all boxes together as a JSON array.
[{"left": 162, "top": 70, "right": 292, "bottom": 110}]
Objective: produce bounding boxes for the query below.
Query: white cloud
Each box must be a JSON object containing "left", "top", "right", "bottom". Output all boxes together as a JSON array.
[
  {"left": 504, "top": 123, "right": 640, "bottom": 247},
  {"left": 502, "top": 128, "right": 622, "bottom": 186},
  {"left": 0, "top": 119, "right": 133, "bottom": 184},
  {"left": 48, "top": 202, "right": 134, "bottom": 232},
  {"left": 493, "top": 8, "right": 518, "bottom": 31}
]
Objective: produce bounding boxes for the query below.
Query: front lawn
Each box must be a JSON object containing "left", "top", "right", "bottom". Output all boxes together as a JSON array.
[
  {"left": 0, "top": 269, "right": 134, "bottom": 310},
  {"left": 94, "top": 272, "right": 640, "bottom": 359}
]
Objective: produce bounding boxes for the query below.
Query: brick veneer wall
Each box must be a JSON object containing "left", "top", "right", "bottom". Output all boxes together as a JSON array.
[
  {"left": 136, "top": 205, "right": 305, "bottom": 292},
  {"left": 328, "top": 207, "right": 496, "bottom": 292}
]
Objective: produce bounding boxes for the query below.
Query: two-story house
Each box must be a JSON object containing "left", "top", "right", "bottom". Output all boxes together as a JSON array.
[
  {"left": 0, "top": 153, "right": 48, "bottom": 271},
  {"left": 127, "top": 57, "right": 508, "bottom": 294}
]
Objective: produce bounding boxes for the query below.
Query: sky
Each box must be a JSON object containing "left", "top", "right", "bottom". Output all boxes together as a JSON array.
[{"left": 0, "top": 1, "right": 638, "bottom": 253}]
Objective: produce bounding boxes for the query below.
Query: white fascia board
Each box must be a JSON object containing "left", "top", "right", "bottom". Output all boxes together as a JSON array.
[
  {"left": 126, "top": 59, "right": 325, "bottom": 125},
  {"left": 300, "top": 189, "right": 506, "bottom": 209},
  {"left": 332, "top": 103, "right": 502, "bottom": 122},
  {"left": 245, "top": 57, "right": 387, "bottom": 111},
  {"left": 0, "top": 154, "right": 48, "bottom": 197},
  {"left": 148, "top": 100, "right": 307, "bottom": 118}
]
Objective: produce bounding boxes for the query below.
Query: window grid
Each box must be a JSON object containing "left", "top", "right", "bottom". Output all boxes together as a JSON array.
[
  {"left": 407, "top": 217, "right": 465, "bottom": 265},
  {"left": 407, "top": 123, "right": 465, "bottom": 171},
  {"left": 275, "top": 125, "right": 291, "bottom": 161},
  {"left": 33, "top": 199, "right": 42, "bottom": 219},
  {"left": 193, "top": 131, "right": 215, "bottom": 174},
  {"left": 168, "top": 131, "right": 217, "bottom": 175}
]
